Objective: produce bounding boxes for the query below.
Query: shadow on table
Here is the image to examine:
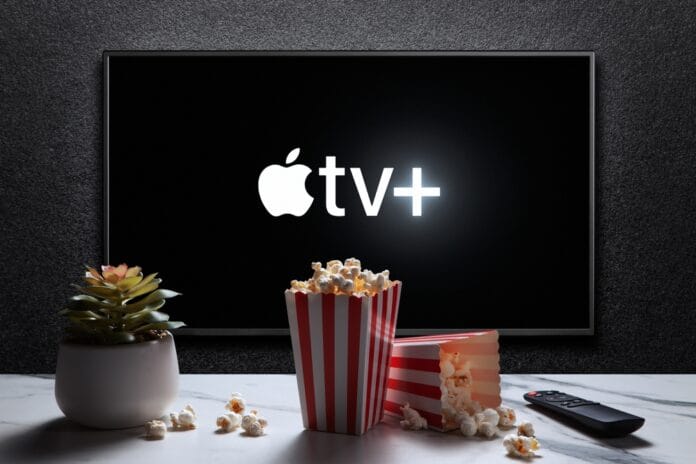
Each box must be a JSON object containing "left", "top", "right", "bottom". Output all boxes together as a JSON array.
[
  {"left": 272, "top": 416, "right": 483, "bottom": 464},
  {"left": 0, "top": 417, "right": 142, "bottom": 462},
  {"left": 524, "top": 404, "right": 654, "bottom": 449}
]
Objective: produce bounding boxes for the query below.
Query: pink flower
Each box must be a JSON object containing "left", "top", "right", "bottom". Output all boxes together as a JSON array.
[
  {"left": 85, "top": 264, "right": 142, "bottom": 284},
  {"left": 102, "top": 264, "right": 129, "bottom": 282}
]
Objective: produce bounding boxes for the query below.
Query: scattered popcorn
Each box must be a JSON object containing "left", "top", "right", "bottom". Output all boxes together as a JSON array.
[
  {"left": 241, "top": 414, "right": 256, "bottom": 430},
  {"left": 170, "top": 404, "right": 197, "bottom": 430},
  {"left": 497, "top": 406, "right": 517, "bottom": 428},
  {"left": 289, "top": 258, "right": 397, "bottom": 297},
  {"left": 478, "top": 421, "right": 498, "bottom": 439},
  {"left": 216, "top": 412, "right": 243, "bottom": 433},
  {"left": 247, "top": 420, "right": 265, "bottom": 436},
  {"left": 458, "top": 407, "right": 498, "bottom": 438},
  {"left": 241, "top": 409, "right": 268, "bottom": 437},
  {"left": 144, "top": 419, "right": 166, "bottom": 440},
  {"left": 399, "top": 403, "right": 428, "bottom": 430},
  {"left": 475, "top": 408, "right": 500, "bottom": 427},
  {"left": 458, "top": 412, "right": 477, "bottom": 436},
  {"left": 517, "top": 421, "right": 535, "bottom": 437},
  {"left": 226, "top": 392, "right": 246, "bottom": 414},
  {"left": 503, "top": 434, "right": 540, "bottom": 459}
]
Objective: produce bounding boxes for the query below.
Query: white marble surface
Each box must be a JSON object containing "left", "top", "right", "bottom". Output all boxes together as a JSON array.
[{"left": 0, "top": 374, "right": 694, "bottom": 463}]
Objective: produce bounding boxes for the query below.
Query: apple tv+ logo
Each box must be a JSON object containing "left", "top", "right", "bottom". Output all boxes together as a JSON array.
[{"left": 257, "top": 148, "right": 441, "bottom": 217}]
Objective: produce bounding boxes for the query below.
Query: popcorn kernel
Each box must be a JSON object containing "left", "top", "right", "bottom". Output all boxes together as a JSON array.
[{"left": 144, "top": 419, "right": 166, "bottom": 439}]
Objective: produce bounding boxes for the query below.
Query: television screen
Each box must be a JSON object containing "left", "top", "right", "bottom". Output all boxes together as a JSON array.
[{"left": 105, "top": 51, "right": 594, "bottom": 335}]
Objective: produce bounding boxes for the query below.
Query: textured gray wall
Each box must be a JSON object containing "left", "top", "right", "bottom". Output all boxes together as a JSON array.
[{"left": 1, "top": 1, "right": 695, "bottom": 373}]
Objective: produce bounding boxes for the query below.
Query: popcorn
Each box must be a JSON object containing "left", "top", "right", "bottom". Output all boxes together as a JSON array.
[
  {"left": 170, "top": 404, "right": 197, "bottom": 430},
  {"left": 216, "top": 412, "right": 243, "bottom": 433},
  {"left": 340, "top": 278, "right": 354, "bottom": 293},
  {"left": 326, "top": 260, "right": 342, "bottom": 273},
  {"left": 452, "top": 407, "right": 502, "bottom": 438},
  {"left": 439, "top": 353, "right": 482, "bottom": 430},
  {"left": 458, "top": 412, "right": 477, "bottom": 437},
  {"left": 497, "top": 406, "right": 517, "bottom": 428},
  {"left": 503, "top": 434, "right": 540, "bottom": 459},
  {"left": 517, "top": 421, "right": 535, "bottom": 437},
  {"left": 247, "top": 421, "right": 265, "bottom": 437},
  {"left": 475, "top": 408, "right": 500, "bottom": 427},
  {"left": 241, "top": 409, "right": 267, "bottom": 437},
  {"left": 478, "top": 421, "right": 498, "bottom": 439},
  {"left": 288, "top": 258, "right": 396, "bottom": 297},
  {"left": 226, "top": 392, "right": 246, "bottom": 414},
  {"left": 241, "top": 413, "right": 256, "bottom": 430},
  {"left": 144, "top": 419, "right": 166, "bottom": 439},
  {"left": 399, "top": 403, "right": 428, "bottom": 430},
  {"left": 454, "top": 407, "right": 500, "bottom": 438}
]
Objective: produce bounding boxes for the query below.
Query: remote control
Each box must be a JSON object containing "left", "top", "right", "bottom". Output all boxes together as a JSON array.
[{"left": 524, "top": 390, "right": 645, "bottom": 437}]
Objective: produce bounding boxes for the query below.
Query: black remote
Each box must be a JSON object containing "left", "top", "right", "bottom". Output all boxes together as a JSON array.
[{"left": 524, "top": 390, "right": 645, "bottom": 437}]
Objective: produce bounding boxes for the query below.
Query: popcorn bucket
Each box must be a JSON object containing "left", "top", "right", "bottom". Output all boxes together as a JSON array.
[
  {"left": 384, "top": 330, "right": 501, "bottom": 431},
  {"left": 285, "top": 283, "right": 402, "bottom": 435}
]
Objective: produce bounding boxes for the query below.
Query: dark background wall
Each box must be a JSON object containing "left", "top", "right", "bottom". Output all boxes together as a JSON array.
[{"left": 1, "top": 1, "right": 695, "bottom": 373}]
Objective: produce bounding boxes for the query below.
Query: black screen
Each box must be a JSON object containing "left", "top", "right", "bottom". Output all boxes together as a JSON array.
[{"left": 106, "top": 52, "right": 593, "bottom": 334}]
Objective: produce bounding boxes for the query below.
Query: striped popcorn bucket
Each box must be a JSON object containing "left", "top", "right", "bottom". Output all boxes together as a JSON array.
[
  {"left": 384, "top": 330, "right": 501, "bottom": 431},
  {"left": 284, "top": 282, "right": 402, "bottom": 435}
]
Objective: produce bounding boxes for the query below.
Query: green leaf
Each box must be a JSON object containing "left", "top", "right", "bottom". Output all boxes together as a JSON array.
[
  {"left": 123, "top": 300, "right": 166, "bottom": 320},
  {"left": 59, "top": 309, "right": 104, "bottom": 319},
  {"left": 125, "top": 281, "right": 159, "bottom": 299},
  {"left": 146, "top": 289, "right": 180, "bottom": 300},
  {"left": 116, "top": 275, "right": 143, "bottom": 291},
  {"left": 125, "top": 311, "right": 170, "bottom": 331},
  {"left": 123, "top": 289, "right": 180, "bottom": 312},
  {"left": 76, "top": 285, "right": 121, "bottom": 299},
  {"left": 122, "top": 298, "right": 164, "bottom": 315},
  {"left": 134, "top": 321, "right": 186, "bottom": 332},
  {"left": 143, "top": 311, "right": 170, "bottom": 323},
  {"left": 67, "top": 294, "right": 112, "bottom": 311},
  {"left": 102, "top": 332, "right": 137, "bottom": 344},
  {"left": 125, "top": 266, "right": 142, "bottom": 278},
  {"left": 126, "top": 273, "right": 158, "bottom": 293}
]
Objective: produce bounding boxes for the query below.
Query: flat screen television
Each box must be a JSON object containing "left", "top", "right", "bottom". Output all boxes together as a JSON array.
[{"left": 104, "top": 51, "right": 594, "bottom": 336}]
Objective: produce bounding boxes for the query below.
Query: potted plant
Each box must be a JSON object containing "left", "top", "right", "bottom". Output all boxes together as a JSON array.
[{"left": 55, "top": 264, "right": 185, "bottom": 429}]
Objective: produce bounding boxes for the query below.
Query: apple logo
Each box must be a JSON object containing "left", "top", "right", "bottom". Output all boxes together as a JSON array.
[{"left": 258, "top": 148, "right": 314, "bottom": 217}]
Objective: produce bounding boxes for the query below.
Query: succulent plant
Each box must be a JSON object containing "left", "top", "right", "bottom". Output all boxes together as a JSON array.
[{"left": 59, "top": 264, "right": 185, "bottom": 344}]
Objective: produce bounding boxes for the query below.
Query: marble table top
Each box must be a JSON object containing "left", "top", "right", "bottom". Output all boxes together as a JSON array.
[{"left": 0, "top": 374, "right": 694, "bottom": 463}]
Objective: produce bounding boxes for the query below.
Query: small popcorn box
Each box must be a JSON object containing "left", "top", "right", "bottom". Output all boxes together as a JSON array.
[
  {"left": 285, "top": 283, "right": 402, "bottom": 435},
  {"left": 384, "top": 330, "right": 501, "bottom": 431}
]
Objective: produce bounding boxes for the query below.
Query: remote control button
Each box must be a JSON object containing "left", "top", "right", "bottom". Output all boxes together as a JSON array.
[
  {"left": 567, "top": 402, "right": 598, "bottom": 408},
  {"left": 546, "top": 395, "right": 575, "bottom": 402}
]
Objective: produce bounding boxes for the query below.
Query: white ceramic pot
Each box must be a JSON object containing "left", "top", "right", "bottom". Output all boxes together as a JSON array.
[{"left": 55, "top": 332, "right": 179, "bottom": 429}]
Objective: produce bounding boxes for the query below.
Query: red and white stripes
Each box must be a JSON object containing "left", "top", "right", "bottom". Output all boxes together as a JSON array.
[
  {"left": 285, "top": 283, "right": 401, "bottom": 435},
  {"left": 384, "top": 330, "right": 501, "bottom": 431}
]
